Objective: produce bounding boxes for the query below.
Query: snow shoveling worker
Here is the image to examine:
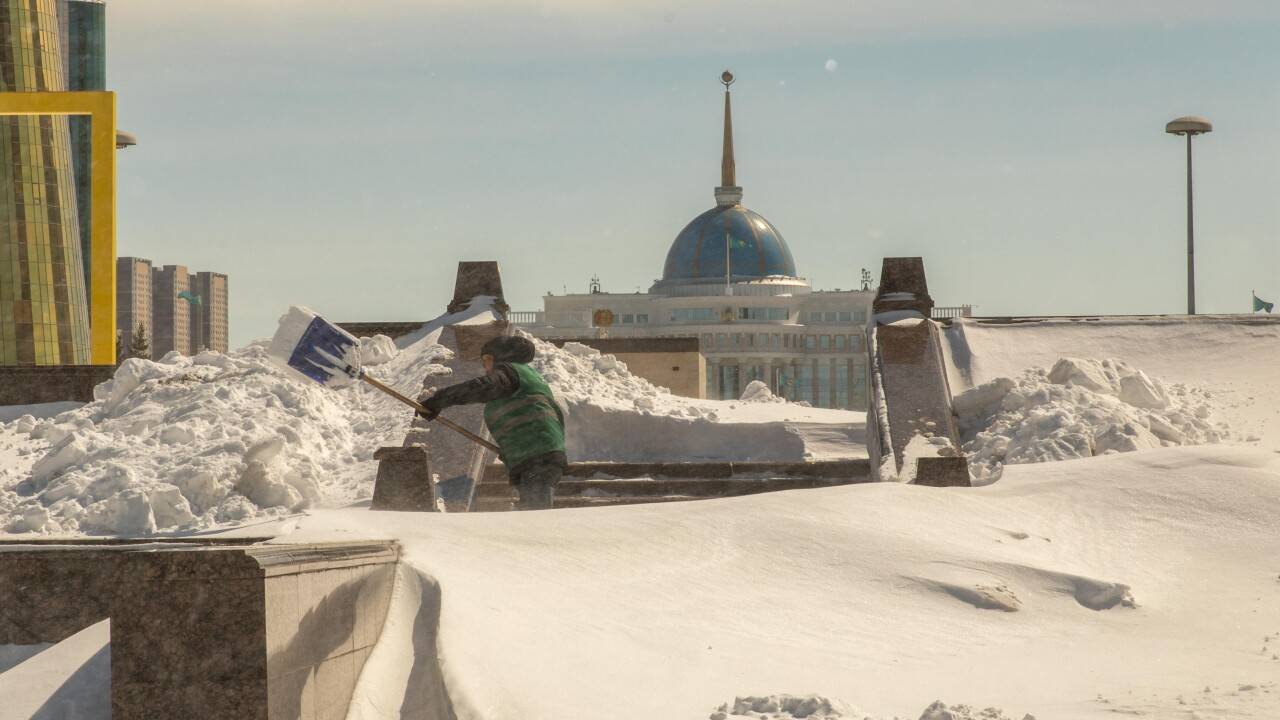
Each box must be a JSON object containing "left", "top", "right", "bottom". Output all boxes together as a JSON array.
[{"left": 416, "top": 336, "right": 567, "bottom": 510}]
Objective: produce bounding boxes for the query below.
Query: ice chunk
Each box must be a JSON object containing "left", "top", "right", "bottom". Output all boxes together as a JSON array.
[
  {"left": 30, "top": 436, "right": 91, "bottom": 489},
  {"left": 193, "top": 350, "right": 234, "bottom": 369},
  {"left": 149, "top": 484, "right": 196, "bottom": 529},
  {"left": 81, "top": 489, "right": 157, "bottom": 535},
  {"left": 360, "top": 334, "right": 399, "bottom": 366},
  {"left": 952, "top": 377, "right": 1015, "bottom": 419},
  {"left": 1047, "top": 357, "right": 1119, "bottom": 394},
  {"left": 739, "top": 380, "right": 782, "bottom": 403},
  {"left": 173, "top": 470, "right": 227, "bottom": 513},
  {"left": 561, "top": 342, "right": 599, "bottom": 358},
  {"left": 235, "top": 460, "right": 303, "bottom": 510},
  {"left": 1093, "top": 422, "right": 1161, "bottom": 455},
  {"left": 159, "top": 425, "right": 195, "bottom": 445},
  {"left": 1118, "top": 371, "right": 1168, "bottom": 409},
  {"left": 245, "top": 437, "right": 286, "bottom": 464}
]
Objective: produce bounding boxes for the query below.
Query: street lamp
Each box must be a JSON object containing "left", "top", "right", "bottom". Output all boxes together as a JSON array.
[{"left": 1165, "top": 115, "right": 1212, "bottom": 315}]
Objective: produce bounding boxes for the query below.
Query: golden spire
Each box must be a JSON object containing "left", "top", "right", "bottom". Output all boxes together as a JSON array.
[
  {"left": 721, "top": 70, "right": 735, "bottom": 187},
  {"left": 715, "top": 70, "right": 743, "bottom": 206}
]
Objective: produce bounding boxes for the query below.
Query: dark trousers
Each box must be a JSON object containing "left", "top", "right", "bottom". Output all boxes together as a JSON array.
[{"left": 512, "top": 462, "right": 562, "bottom": 510}]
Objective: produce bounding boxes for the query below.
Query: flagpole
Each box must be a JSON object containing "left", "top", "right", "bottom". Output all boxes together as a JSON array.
[{"left": 725, "top": 231, "right": 732, "bottom": 297}]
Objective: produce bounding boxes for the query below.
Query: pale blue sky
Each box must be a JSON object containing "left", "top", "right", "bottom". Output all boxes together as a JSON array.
[{"left": 108, "top": 1, "right": 1280, "bottom": 346}]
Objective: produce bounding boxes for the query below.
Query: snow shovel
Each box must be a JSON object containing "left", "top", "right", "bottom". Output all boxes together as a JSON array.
[{"left": 268, "top": 306, "right": 500, "bottom": 454}]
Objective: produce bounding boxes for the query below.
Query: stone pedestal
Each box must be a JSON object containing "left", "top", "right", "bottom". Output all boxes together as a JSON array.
[
  {"left": 447, "top": 261, "right": 509, "bottom": 315},
  {"left": 370, "top": 446, "right": 435, "bottom": 512},
  {"left": 913, "top": 456, "right": 971, "bottom": 487},
  {"left": 0, "top": 540, "right": 398, "bottom": 720},
  {"left": 868, "top": 257, "right": 971, "bottom": 486},
  {"left": 873, "top": 256, "right": 935, "bottom": 318}
]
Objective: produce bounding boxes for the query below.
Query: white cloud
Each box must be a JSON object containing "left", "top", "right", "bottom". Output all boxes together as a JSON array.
[{"left": 824, "top": 58, "right": 838, "bottom": 73}]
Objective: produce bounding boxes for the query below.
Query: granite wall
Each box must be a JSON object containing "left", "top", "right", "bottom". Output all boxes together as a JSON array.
[
  {"left": 0, "top": 365, "right": 116, "bottom": 405},
  {"left": 0, "top": 540, "right": 399, "bottom": 720}
]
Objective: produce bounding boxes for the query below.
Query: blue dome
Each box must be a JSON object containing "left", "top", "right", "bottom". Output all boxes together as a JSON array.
[{"left": 660, "top": 205, "right": 798, "bottom": 283}]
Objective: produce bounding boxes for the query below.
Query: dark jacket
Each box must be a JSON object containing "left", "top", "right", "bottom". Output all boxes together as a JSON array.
[{"left": 421, "top": 363, "right": 567, "bottom": 476}]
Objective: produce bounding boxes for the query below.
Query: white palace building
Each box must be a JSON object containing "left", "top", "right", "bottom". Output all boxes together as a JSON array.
[{"left": 513, "top": 72, "right": 968, "bottom": 409}]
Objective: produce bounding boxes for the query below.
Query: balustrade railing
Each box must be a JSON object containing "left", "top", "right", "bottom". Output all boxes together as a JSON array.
[{"left": 931, "top": 305, "right": 975, "bottom": 320}]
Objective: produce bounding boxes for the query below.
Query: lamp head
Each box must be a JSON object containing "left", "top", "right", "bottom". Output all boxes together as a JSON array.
[{"left": 1166, "top": 116, "right": 1212, "bottom": 136}]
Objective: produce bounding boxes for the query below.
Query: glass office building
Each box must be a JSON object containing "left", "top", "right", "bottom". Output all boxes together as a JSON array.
[
  {"left": 0, "top": 0, "right": 91, "bottom": 365},
  {"left": 62, "top": 0, "right": 103, "bottom": 298}
]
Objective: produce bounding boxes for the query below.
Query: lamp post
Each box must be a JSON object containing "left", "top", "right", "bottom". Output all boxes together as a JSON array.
[{"left": 1165, "top": 116, "right": 1212, "bottom": 315}]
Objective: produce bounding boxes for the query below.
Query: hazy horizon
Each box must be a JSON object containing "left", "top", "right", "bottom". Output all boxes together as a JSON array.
[{"left": 107, "top": 1, "right": 1280, "bottom": 346}]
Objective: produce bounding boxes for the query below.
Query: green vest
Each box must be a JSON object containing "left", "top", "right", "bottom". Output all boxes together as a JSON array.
[{"left": 484, "top": 363, "right": 565, "bottom": 470}]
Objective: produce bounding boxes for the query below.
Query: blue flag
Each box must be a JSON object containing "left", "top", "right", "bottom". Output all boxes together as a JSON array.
[{"left": 1254, "top": 293, "right": 1274, "bottom": 313}]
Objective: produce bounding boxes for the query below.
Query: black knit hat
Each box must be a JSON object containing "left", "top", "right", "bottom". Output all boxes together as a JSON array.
[{"left": 480, "top": 336, "right": 535, "bottom": 364}]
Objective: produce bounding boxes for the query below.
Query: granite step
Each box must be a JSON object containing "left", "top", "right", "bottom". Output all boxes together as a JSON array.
[
  {"left": 471, "top": 495, "right": 705, "bottom": 512},
  {"left": 474, "top": 476, "right": 851, "bottom": 499},
  {"left": 479, "top": 459, "right": 871, "bottom": 484},
  {"left": 467, "top": 460, "right": 872, "bottom": 512}
]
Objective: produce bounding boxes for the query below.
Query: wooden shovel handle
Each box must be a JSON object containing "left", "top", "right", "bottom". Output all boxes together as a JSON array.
[{"left": 360, "top": 373, "right": 501, "bottom": 454}]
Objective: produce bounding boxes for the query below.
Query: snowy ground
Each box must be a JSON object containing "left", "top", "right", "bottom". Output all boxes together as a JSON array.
[
  {"left": 2, "top": 314, "right": 1278, "bottom": 719},
  {"left": 272, "top": 444, "right": 1280, "bottom": 720}
]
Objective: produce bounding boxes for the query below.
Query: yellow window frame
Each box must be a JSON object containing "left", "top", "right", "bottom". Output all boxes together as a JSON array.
[{"left": 0, "top": 91, "right": 116, "bottom": 364}]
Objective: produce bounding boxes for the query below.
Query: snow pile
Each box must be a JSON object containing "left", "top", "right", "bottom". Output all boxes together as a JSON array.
[
  {"left": 739, "top": 380, "right": 784, "bottom": 403},
  {"left": 527, "top": 337, "right": 864, "bottom": 462},
  {"left": 0, "top": 335, "right": 446, "bottom": 535},
  {"left": 710, "top": 694, "right": 859, "bottom": 719},
  {"left": 530, "top": 340, "right": 706, "bottom": 416},
  {"left": 941, "top": 316, "right": 1280, "bottom": 451},
  {"left": 955, "top": 357, "right": 1226, "bottom": 481},
  {"left": 917, "top": 703, "right": 1033, "bottom": 720},
  {"left": 708, "top": 697, "right": 1033, "bottom": 720}
]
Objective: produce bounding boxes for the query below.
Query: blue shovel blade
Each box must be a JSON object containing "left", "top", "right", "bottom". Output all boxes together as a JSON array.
[{"left": 286, "top": 316, "right": 361, "bottom": 386}]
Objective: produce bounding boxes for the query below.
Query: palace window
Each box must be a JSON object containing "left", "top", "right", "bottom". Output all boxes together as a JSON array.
[{"left": 671, "top": 308, "right": 717, "bottom": 322}]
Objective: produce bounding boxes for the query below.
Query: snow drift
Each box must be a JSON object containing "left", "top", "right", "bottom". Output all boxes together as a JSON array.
[
  {"left": 955, "top": 357, "right": 1226, "bottom": 482},
  {"left": 275, "top": 444, "right": 1280, "bottom": 719}
]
